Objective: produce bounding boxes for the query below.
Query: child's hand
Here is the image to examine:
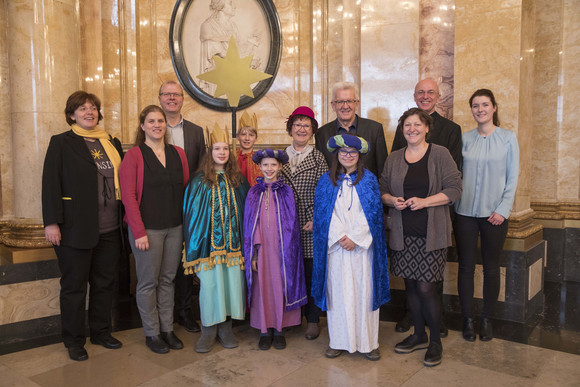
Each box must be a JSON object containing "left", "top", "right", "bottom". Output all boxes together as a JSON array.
[
  {"left": 339, "top": 236, "right": 355, "bottom": 251},
  {"left": 302, "top": 221, "right": 313, "bottom": 232},
  {"left": 252, "top": 259, "right": 258, "bottom": 272}
]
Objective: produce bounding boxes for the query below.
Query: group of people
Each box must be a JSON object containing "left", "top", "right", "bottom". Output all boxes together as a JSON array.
[{"left": 42, "top": 79, "right": 519, "bottom": 369}]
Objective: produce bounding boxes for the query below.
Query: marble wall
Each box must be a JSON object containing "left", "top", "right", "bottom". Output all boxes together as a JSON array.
[{"left": 0, "top": 0, "right": 579, "bottom": 243}]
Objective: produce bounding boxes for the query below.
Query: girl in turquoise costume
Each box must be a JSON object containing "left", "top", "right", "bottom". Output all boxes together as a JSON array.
[
  {"left": 312, "top": 134, "right": 390, "bottom": 361},
  {"left": 182, "top": 126, "right": 250, "bottom": 353}
]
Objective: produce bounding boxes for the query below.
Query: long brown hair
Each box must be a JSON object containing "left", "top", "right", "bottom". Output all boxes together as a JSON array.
[
  {"left": 199, "top": 143, "right": 244, "bottom": 187},
  {"left": 134, "top": 105, "right": 168, "bottom": 146},
  {"left": 329, "top": 150, "right": 366, "bottom": 186}
]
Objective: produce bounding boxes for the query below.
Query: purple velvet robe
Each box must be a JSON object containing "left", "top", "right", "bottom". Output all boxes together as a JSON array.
[{"left": 243, "top": 177, "right": 307, "bottom": 312}]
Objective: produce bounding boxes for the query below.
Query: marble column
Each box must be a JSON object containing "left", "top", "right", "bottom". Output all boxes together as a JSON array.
[
  {"left": 2, "top": 0, "right": 80, "bottom": 246},
  {"left": 454, "top": 0, "right": 541, "bottom": 241},
  {"left": 361, "top": 0, "right": 420, "bottom": 149},
  {"left": 419, "top": 0, "right": 456, "bottom": 120},
  {"left": 0, "top": 0, "right": 14, "bottom": 219}
]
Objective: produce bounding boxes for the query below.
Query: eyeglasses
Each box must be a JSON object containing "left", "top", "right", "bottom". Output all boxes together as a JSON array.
[
  {"left": 159, "top": 92, "right": 183, "bottom": 98},
  {"left": 292, "top": 123, "right": 312, "bottom": 129},
  {"left": 414, "top": 90, "right": 438, "bottom": 97},
  {"left": 338, "top": 149, "right": 358, "bottom": 158},
  {"left": 332, "top": 99, "right": 358, "bottom": 106}
]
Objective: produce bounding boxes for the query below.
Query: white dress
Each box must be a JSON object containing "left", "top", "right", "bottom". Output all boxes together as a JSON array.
[{"left": 326, "top": 177, "right": 379, "bottom": 353}]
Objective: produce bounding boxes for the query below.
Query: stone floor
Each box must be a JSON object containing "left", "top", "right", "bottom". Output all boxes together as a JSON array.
[{"left": 1, "top": 319, "right": 579, "bottom": 387}]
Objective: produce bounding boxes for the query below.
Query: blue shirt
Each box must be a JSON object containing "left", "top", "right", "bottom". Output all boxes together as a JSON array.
[{"left": 455, "top": 127, "right": 519, "bottom": 219}]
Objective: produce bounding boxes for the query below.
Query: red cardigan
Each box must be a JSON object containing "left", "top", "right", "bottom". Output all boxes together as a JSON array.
[{"left": 119, "top": 145, "right": 189, "bottom": 240}]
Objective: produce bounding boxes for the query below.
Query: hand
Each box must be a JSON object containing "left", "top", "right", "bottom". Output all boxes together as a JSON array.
[
  {"left": 393, "top": 197, "right": 408, "bottom": 211},
  {"left": 135, "top": 235, "right": 149, "bottom": 251},
  {"left": 405, "top": 197, "right": 427, "bottom": 211},
  {"left": 302, "top": 221, "right": 313, "bottom": 232},
  {"left": 45, "top": 224, "right": 61, "bottom": 246},
  {"left": 338, "top": 235, "right": 355, "bottom": 251},
  {"left": 487, "top": 212, "right": 505, "bottom": 226},
  {"left": 251, "top": 259, "right": 258, "bottom": 272}
]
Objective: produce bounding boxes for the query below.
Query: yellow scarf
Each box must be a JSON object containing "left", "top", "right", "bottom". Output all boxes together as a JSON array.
[{"left": 72, "top": 124, "right": 122, "bottom": 200}]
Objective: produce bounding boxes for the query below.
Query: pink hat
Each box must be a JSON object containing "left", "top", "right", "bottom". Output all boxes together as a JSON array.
[{"left": 288, "top": 106, "right": 318, "bottom": 128}]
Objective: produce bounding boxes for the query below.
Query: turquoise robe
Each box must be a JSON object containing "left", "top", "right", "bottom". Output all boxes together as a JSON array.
[{"left": 183, "top": 171, "right": 250, "bottom": 326}]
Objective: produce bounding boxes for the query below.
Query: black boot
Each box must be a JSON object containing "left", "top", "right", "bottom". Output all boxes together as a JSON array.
[
  {"left": 479, "top": 317, "right": 493, "bottom": 341},
  {"left": 462, "top": 317, "right": 476, "bottom": 342}
]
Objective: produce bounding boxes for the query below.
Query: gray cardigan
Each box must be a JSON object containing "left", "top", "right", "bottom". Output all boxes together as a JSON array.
[{"left": 379, "top": 144, "right": 462, "bottom": 252}]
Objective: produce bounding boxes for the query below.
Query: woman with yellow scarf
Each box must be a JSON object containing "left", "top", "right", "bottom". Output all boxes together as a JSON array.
[{"left": 42, "top": 91, "right": 125, "bottom": 362}]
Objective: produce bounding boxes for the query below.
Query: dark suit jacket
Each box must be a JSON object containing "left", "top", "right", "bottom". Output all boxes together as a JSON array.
[
  {"left": 315, "top": 115, "right": 388, "bottom": 177},
  {"left": 183, "top": 120, "right": 206, "bottom": 177},
  {"left": 391, "top": 111, "right": 462, "bottom": 169},
  {"left": 42, "top": 130, "right": 124, "bottom": 249}
]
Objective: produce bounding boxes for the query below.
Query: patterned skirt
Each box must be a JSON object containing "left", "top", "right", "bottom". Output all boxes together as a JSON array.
[{"left": 391, "top": 235, "right": 447, "bottom": 282}]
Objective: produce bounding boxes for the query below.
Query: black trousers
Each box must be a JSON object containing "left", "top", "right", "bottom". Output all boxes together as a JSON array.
[
  {"left": 174, "top": 262, "right": 194, "bottom": 316},
  {"left": 54, "top": 230, "right": 121, "bottom": 348},
  {"left": 454, "top": 214, "right": 509, "bottom": 318},
  {"left": 303, "top": 258, "right": 321, "bottom": 323}
]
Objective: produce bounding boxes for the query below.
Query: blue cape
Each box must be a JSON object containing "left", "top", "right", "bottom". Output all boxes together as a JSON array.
[
  {"left": 312, "top": 170, "right": 391, "bottom": 311},
  {"left": 243, "top": 177, "right": 307, "bottom": 312}
]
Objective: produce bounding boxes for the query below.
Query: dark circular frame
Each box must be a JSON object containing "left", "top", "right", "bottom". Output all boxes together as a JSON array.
[{"left": 169, "top": 0, "right": 282, "bottom": 112}]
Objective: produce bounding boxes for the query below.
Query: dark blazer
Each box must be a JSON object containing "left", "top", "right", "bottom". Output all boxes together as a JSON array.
[
  {"left": 42, "top": 130, "right": 124, "bottom": 249},
  {"left": 391, "top": 111, "right": 462, "bottom": 169},
  {"left": 315, "top": 115, "right": 388, "bottom": 177},
  {"left": 183, "top": 119, "right": 206, "bottom": 177}
]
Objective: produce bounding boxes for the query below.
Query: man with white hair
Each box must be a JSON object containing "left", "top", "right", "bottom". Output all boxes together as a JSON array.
[{"left": 315, "top": 82, "right": 388, "bottom": 177}]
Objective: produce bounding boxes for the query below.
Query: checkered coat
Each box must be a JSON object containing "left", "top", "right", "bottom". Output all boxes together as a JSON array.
[{"left": 281, "top": 149, "right": 328, "bottom": 260}]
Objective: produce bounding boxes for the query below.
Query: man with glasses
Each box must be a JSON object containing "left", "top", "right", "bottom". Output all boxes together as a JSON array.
[
  {"left": 391, "top": 78, "right": 462, "bottom": 337},
  {"left": 158, "top": 80, "right": 206, "bottom": 333},
  {"left": 315, "top": 82, "right": 388, "bottom": 177}
]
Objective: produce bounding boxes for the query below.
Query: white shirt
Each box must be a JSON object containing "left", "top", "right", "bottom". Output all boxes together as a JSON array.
[{"left": 167, "top": 116, "right": 185, "bottom": 149}]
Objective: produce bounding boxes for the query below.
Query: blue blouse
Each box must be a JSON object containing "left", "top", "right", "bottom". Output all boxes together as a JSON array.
[{"left": 455, "top": 127, "right": 519, "bottom": 219}]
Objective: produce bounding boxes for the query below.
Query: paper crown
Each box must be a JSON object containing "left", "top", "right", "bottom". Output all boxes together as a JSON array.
[
  {"left": 206, "top": 123, "right": 230, "bottom": 146},
  {"left": 239, "top": 110, "right": 258, "bottom": 129}
]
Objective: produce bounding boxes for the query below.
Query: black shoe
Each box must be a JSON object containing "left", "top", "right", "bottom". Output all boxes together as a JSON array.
[
  {"left": 424, "top": 342, "right": 442, "bottom": 367},
  {"left": 259, "top": 335, "right": 272, "bottom": 350},
  {"left": 161, "top": 331, "right": 183, "bottom": 350},
  {"left": 67, "top": 346, "right": 88, "bottom": 361},
  {"left": 479, "top": 317, "right": 493, "bottom": 341},
  {"left": 90, "top": 335, "right": 122, "bottom": 349},
  {"left": 395, "top": 313, "right": 412, "bottom": 333},
  {"left": 394, "top": 333, "right": 429, "bottom": 354},
  {"left": 462, "top": 317, "right": 476, "bottom": 342},
  {"left": 273, "top": 335, "right": 286, "bottom": 350},
  {"left": 146, "top": 335, "right": 170, "bottom": 354},
  {"left": 176, "top": 311, "right": 201, "bottom": 333},
  {"left": 325, "top": 347, "right": 343, "bottom": 358}
]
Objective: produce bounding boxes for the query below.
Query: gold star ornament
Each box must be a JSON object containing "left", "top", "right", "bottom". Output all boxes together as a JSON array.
[{"left": 197, "top": 37, "right": 272, "bottom": 107}]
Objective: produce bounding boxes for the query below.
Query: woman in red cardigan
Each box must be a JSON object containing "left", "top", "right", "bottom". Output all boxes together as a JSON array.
[{"left": 120, "top": 105, "right": 189, "bottom": 354}]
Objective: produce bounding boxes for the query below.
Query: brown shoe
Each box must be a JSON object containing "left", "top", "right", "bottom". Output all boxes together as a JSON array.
[
  {"left": 325, "top": 347, "right": 343, "bottom": 358},
  {"left": 305, "top": 323, "right": 320, "bottom": 340}
]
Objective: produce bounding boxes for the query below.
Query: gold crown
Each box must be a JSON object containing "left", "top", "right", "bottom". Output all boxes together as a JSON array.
[
  {"left": 206, "top": 123, "right": 230, "bottom": 146},
  {"left": 238, "top": 110, "right": 258, "bottom": 130}
]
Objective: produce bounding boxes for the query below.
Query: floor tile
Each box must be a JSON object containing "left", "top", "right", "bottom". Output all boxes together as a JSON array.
[
  {"left": 402, "top": 358, "right": 533, "bottom": 387},
  {"left": 28, "top": 348, "right": 171, "bottom": 387}
]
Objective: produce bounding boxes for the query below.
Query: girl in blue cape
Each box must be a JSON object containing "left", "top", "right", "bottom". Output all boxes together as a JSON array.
[
  {"left": 182, "top": 127, "right": 249, "bottom": 353},
  {"left": 243, "top": 149, "right": 307, "bottom": 351},
  {"left": 312, "top": 134, "right": 390, "bottom": 361}
]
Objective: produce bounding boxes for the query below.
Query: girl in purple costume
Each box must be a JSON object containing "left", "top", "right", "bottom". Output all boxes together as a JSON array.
[{"left": 243, "top": 149, "right": 307, "bottom": 350}]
